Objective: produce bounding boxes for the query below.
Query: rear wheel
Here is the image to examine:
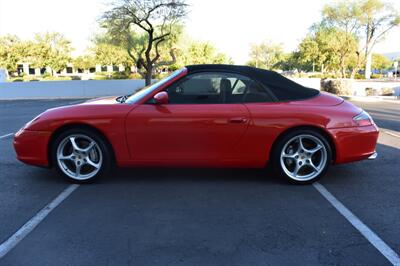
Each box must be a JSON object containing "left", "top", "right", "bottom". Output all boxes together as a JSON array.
[
  {"left": 272, "top": 129, "right": 332, "bottom": 184},
  {"left": 52, "top": 128, "right": 112, "bottom": 183}
]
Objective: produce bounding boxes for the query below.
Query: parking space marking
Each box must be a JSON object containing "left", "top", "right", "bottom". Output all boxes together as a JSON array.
[
  {"left": 313, "top": 183, "right": 400, "bottom": 266},
  {"left": 384, "top": 130, "right": 400, "bottom": 139},
  {"left": 0, "top": 184, "right": 80, "bottom": 259},
  {"left": 68, "top": 100, "right": 86, "bottom": 105},
  {"left": 0, "top": 133, "right": 14, "bottom": 140}
]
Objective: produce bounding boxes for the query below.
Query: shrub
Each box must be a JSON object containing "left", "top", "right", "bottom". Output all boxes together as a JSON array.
[
  {"left": 129, "top": 72, "right": 143, "bottom": 79},
  {"left": 309, "top": 73, "right": 336, "bottom": 79},
  {"left": 365, "top": 87, "right": 378, "bottom": 96},
  {"left": 42, "top": 76, "right": 72, "bottom": 81},
  {"left": 380, "top": 87, "right": 394, "bottom": 96},
  {"left": 111, "top": 72, "right": 130, "bottom": 79},
  {"left": 92, "top": 71, "right": 137, "bottom": 80},
  {"left": 92, "top": 72, "right": 110, "bottom": 80},
  {"left": 42, "top": 72, "right": 51, "bottom": 78},
  {"left": 321, "top": 79, "right": 353, "bottom": 96},
  {"left": 353, "top": 73, "right": 364, "bottom": 80},
  {"left": 371, "top": 73, "right": 383, "bottom": 79}
]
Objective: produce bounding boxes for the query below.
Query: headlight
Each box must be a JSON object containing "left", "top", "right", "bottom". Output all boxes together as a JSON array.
[{"left": 353, "top": 110, "right": 373, "bottom": 126}]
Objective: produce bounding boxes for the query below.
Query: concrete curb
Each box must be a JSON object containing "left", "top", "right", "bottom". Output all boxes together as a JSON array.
[
  {"left": 341, "top": 96, "right": 400, "bottom": 104},
  {"left": 0, "top": 97, "right": 93, "bottom": 101}
]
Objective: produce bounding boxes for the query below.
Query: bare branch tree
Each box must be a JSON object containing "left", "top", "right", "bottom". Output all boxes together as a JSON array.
[{"left": 101, "top": 0, "right": 187, "bottom": 85}]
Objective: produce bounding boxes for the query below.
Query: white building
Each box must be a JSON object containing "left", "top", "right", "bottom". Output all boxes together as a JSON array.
[{"left": 14, "top": 63, "right": 131, "bottom": 77}]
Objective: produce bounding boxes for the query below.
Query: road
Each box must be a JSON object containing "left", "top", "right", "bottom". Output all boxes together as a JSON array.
[{"left": 0, "top": 99, "right": 399, "bottom": 266}]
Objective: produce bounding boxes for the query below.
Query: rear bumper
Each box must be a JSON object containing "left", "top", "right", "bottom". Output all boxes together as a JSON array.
[
  {"left": 13, "top": 129, "right": 51, "bottom": 167},
  {"left": 329, "top": 124, "right": 379, "bottom": 164}
]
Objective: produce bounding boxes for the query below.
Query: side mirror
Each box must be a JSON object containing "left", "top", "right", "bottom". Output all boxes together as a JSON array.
[{"left": 153, "top": 91, "right": 169, "bottom": 105}]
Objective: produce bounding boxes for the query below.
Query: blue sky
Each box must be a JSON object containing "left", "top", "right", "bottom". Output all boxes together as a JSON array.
[{"left": 0, "top": 0, "right": 399, "bottom": 63}]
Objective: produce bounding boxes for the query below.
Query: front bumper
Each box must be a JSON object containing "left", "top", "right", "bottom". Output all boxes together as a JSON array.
[{"left": 13, "top": 129, "right": 52, "bottom": 167}]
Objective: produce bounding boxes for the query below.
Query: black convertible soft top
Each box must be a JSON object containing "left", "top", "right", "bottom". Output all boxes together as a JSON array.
[{"left": 185, "top": 64, "right": 319, "bottom": 101}]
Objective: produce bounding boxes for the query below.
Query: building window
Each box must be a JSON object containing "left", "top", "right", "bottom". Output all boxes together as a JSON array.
[{"left": 17, "top": 65, "right": 24, "bottom": 75}]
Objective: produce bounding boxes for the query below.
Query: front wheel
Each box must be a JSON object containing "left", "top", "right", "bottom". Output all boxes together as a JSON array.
[
  {"left": 272, "top": 130, "right": 332, "bottom": 184},
  {"left": 52, "top": 128, "right": 112, "bottom": 183}
]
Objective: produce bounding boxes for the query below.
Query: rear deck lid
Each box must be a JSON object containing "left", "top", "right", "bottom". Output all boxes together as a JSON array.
[{"left": 289, "top": 91, "right": 344, "bottom": 106}]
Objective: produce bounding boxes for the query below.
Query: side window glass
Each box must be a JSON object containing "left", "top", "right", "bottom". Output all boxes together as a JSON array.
[
  {"left": 167, "top": 73, "right": 221, "bottom": 104},
  {"left": 243, "top": 82, "right": 273, "bottom": 103},
  {"left": 223, "top": 78, "right": 246, "bottom": 103},
  {"left": 179, "top": 74, "right": 220, "bottom": 95},
  {"left": 231, "top": 79, "right": 246, "bottom": 95},
  {"left": 167, "top": 72, "right": 256, "bottom": 104}
]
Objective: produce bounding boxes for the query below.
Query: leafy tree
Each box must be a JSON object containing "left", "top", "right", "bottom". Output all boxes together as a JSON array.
[
  {"left": 0, "top": 36, "right": 42, "bottom": 75},
  {"left": 247, "top": 41, "right": 285, "bottom": 70},
  {"left": 323, "top": 0, "right": 400, "bottom": 79},
  {"left": 172, "top": 38, "right": 232, "bottom": 68},
  {"left": 101, "top": 0, "right": 188, "bottom": 85},
  {"left": 92, "top": 43, "right": 131, "bottom": 67},
  {"left": 359, "top": 0, "right": 400, "bottom": 78},
  {"left": 33, "top": 32, "right": 72, "bottom": 75},
  {"left": 0, "top": 32, "right": 72, "bottom": 76},
  {"left": 371, "top": 53, "right": 392, "bottom": 71},
  {"left": 296, "top": 25, "right": 358, "bottom": 77},
  {"left": 275, "top": 52, "right": 309, "bottom": 72},
  {"left": 0, "top": 35, "right": 23, "bottom": 74},
  {"left": 73, "top": 55, "right": 96, "bottom": 72},
  {"left": 297, "top": 35, "right": 326, "bottom": 73}
]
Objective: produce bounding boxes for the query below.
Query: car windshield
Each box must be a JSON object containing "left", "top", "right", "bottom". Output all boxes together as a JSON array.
[{"left": 125, "top": 68, "right": 186, "bottom": 104}]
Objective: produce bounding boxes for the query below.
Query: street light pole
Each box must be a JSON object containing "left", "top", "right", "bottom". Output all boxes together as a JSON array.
[{"left": 394, "top": 61, "right": 398, "bottom": 81}]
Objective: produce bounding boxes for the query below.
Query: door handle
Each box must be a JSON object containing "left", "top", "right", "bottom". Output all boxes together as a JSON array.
[{"left": 229, "top": 117, "right": 248, "bottom": 124}]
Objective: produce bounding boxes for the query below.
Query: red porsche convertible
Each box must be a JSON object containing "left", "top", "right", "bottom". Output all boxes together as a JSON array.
[{"left": 14, "top": 65, "right": 379, "bottom": 184}]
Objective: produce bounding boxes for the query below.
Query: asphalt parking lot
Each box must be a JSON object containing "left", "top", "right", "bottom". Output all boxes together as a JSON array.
[{"left": 0, "top": 99, "right": 399, "bottom": 266}]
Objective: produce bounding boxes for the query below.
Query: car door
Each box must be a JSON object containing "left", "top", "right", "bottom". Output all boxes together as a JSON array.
[{"left": 125, "top": 72, "right": 250, "bottom": 163}]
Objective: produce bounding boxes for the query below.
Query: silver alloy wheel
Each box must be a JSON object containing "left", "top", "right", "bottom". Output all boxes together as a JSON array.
[
  {"left": 56, "top": 134, "right": 103, "bottom": 180},
  {"left": 280, "top": 134, "right": 327, "bottom": 181}
]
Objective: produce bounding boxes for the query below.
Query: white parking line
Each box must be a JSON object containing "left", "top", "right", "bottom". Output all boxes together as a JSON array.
[
  {"left": 313, "top": 183, "right": 400, "bottom": 266},
  {"left": 68, "top": 99, "right": 86, "bottom": 105},
  {"left": 0, "top": 133, "right": 14, "bottom": 140},
  {"left": 384, "top": 130, "right": 400, "bottom": 139},
  {"left": 0, "top": 184, "right": 80, "bottom": 259}
]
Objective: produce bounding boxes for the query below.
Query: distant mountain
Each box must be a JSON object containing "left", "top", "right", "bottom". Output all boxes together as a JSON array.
[{"left": 383, "top": 52, "right": 400, "bottom": 60}]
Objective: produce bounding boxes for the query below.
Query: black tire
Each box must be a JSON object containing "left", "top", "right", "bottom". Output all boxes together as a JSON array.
[
  {"left": 271, "top": 129, "right": 332, "bottom": 184},
  {"left": 51, "top": 127, "right": 113, "bottom": 184}
]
